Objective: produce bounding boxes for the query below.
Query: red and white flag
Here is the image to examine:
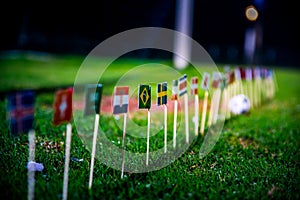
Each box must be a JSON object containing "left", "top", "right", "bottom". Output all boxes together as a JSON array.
[
  {"left": 190, "top": 76, "right": 198, "bottom": 95},
  {"left": 53, "top": 88, "right": 73, "bottom": 126},
  {"left": 178, "top": 74, "right": 187, "bottom": 96},
  {"left": 113, "top": 86, "right": 129, "bottom": 114},
  {"left": 201, "top": 72, "right": 210, "bottom": 90},
  {"left": 172, "top": 80, "right": 178, "bottom": 100}
]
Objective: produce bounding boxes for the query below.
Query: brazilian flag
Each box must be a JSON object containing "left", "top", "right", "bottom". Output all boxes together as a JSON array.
[{"left": 138, "top": 84, "right": 151, "bottom": 109}]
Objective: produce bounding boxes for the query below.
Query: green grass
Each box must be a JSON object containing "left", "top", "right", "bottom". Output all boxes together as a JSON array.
[{"left": 0, "top": 52, "right": 299, "bottom": 199}]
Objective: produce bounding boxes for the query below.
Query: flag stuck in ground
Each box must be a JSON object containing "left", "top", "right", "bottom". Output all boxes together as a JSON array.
[
  {"left": 138, "top": 84, "right": 151, "bottom": 109},
  {"left": 84, "top": 84, "right": 103, "bottom": 116},
  {"left": 113, "top": 86, "right": 129, "bottom": 114},
  {"left": 157, "top": 82, "right": 167, "bottom": 106},
  {"left": 6, "top": 90, "right": 35, "bottom": 135},
  {"left": 190, "top": 76, "right": 198, "bottom": 95},
  {"left": 201, "top": 72, "right": 210, "bottom": 90},
  {"left": 172, "top": 80, "right": 178, "bottom": 100},
  {"left": 178, "top": 74, "right": 187, "bottom": 97},
  {"left": 53, "top": 88, "right": 73, "bottom": 126}
]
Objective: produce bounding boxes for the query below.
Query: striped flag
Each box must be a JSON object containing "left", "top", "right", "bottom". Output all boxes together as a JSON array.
[
  {"left": 84, "top": 84, "right": 103, "bottom": 116},
  {"left": 6, "top": 90, "right": 35, "bottom": 135},
  {"left": 113, "top": 86, "right": 129, "bottom": 114},
  {"left": 138, "top": 84, "right": 151, "bottom": 109},
  {"left": 157, "top": 82, "right": 167, "bottom": 106},
  {"left": 201, "top": 72, "right": 210, "bottom": 90},
  {"left": 178, "top": 74, "right": 187, "bottom": 96},
  {"left": 53, "top": 88, "right": 73, "bottom": 126},
  {"left": 190, "top": 76, "right": 198, "bottom": 95},
  {"left": 172, "top": 80, "right": 178, "bottom": 100}
]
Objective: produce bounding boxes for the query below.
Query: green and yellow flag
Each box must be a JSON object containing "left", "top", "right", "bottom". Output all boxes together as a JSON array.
[{"left": 138, "top": 84, "right": 151, "bottom": 109}]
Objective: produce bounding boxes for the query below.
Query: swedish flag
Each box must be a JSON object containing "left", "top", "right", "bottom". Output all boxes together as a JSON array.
[{"left": 157, "top": 82, "right": 167, "bottom": 106}]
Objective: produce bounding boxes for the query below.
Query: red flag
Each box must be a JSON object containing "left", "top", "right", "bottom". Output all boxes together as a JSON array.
[{"left": 53, "top": 88, "right": 73, "bottom": 126}]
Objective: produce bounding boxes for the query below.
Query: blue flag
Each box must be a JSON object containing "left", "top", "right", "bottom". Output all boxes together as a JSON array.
[{"left": 6, "top": 90, "right": 35, "bottom": 135}]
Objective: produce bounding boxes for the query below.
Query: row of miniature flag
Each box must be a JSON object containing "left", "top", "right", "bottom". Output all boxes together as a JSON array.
[{"left": 5, "top": 67, "right": 276, "bottom": 135}]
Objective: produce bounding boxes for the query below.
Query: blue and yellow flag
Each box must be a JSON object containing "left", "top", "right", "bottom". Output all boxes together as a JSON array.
[
  {"left": 138, "top": 84, "right": 151, "bottom": 109},
  {"left": 157, "top": 82, "right": 167, "bottom": 106}
]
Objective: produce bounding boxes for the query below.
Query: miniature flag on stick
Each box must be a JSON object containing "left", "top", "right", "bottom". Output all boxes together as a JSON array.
[
  {"left": 113, "top": 86, "right": 129, "bottom": 114},
  {"left": 220, "top": 73, "right": 229, "bottom": 119},
  {"left": 6, "top": 90, "right": 36, "bottom": 199},
  {"left": 179, "top": 74, "right": 189, "bottom": 144},
  {"left": 234, "top": 67, "right": 244, "bottom": 95},
  {"left": 253, "top": 67, "right": 262, "bottom": 108},
  {"left": 53, "top": 87, "right": 73, "bottom": 200},
  {"left": 190, "top": 76, "right": 199, "bottom": 136},
  {"left": 157, "top": 82, "right": 168, "bottom": 153},
  {"left": 208, "top": 72, "right": 222, "bottom": 126},
  {"left": 85, "top": 84, "right": 103, "bottom": 189},
  {"left": 84, "top": 84, "right": 102, "bottom": 116},
  {"left": 200, "top": 73, "right": 210, "bottom": 135},
  {"left": 245, "top": 68, "right": 253, "bottom": 109},
  {"left": 53, "top": 88, "right": 73, "bottom": 126},
  {"left": 112, "top": 86, "right": 129, "bottom": 179},
  {"left": 265, "top": 69, "right": 275, "bottom": 99},
  {"left": 225, "top": 70, "right": 235, "bottom": 119},
  {"left": 6, "top": 90, "right": 35, "bottom": 135},
  {"left": 138, "top": 84, "right": 151, "bottom": 165},
  {"left": 172, "top": 80, "right": 178, "bottom": 149}
]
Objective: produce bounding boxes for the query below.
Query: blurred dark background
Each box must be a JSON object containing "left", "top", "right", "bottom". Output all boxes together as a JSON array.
[{"left": 1, "top": 0, "right": 299, "bottom": 67}]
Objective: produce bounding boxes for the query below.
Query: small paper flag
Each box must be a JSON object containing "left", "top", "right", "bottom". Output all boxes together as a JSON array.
[
  {"left": 138, "top": 84, "right": 151, "bottom": 109},
  {"left": 157, "top": 82, "right": 167, "bottom": 106},
  {"left": 178, "top": 74, "right": 187, "bottom": 96},
  {"left": 113, "top": 86, "right": 129, "bottom": 114},
  {"left": 6, "top": 90, "right": 35, "bottom": 135},
  {"left": 234, "top": 68, "right": 242, "bottom": 81},
  {"left": 239, "top": 67, "right": 246, "bottom": 80},
  {"left": 245, "top": 68, "right": 252, "bottom": 81},
  {"left": 261, "top": 68, "right": 268, "bottom": 79},
  {"left": 254, "top": 67, "right": 261, "bottom": 79},
  {"left": 211, "top": 72, "right": 222, "bottom": 89},
  {"left": 190, "top": 76, "right": 198, "bottom": 95},
  {"left": 226, "top": 71, "right": 235, "bottom": 85},
  {"left": 172, "top": 80, "right": 178, "bottom": 100},
  {"left": 53, "top": 88, "right": 73, "bottom": 126},
  {"left": 201, "top": 72, "right": 210, "bottom": 90},
  {"left": 84, "top": 84, "right": 103, "bottom": 116}
]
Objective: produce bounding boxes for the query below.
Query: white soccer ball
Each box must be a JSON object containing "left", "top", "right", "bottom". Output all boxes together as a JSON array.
[{"left": 228, "top": 94, "right": 250, "bottom": 115}]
